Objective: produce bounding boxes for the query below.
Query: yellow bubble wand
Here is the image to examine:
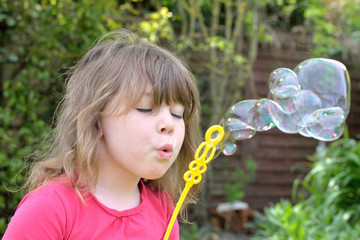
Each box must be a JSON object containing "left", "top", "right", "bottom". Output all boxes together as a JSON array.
[{"left": 164, "top": 125, "right": 224, "bottom": 240}]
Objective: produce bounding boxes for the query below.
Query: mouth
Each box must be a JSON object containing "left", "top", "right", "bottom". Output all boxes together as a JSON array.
[
  {"left": 160, "top": 144, "right": 173, "bottom": 152},
  {"left": 157, "top": 144, "right": 173, "bottom": 159}
]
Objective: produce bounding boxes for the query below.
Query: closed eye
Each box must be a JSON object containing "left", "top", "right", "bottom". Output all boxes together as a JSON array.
[
  {"left": 137, "top": 108, "right": 183, "bottom": 119},
  {"left": 136, "top": 108, "right": 153, "bottom": 113},
  {"left": 171, "top": 113, "right": 183, "bottom": 119}
]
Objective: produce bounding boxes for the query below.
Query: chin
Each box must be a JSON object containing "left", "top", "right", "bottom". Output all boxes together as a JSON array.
[
  {"left": 146, "top": 174, "right": 166, "bottom": 180},
  {"left": 145, "top": 170, "right": 168, "bottom": 180}
]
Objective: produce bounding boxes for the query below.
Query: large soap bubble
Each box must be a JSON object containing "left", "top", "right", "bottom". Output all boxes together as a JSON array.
[{"left": 219, "top": 58, "right": 351, "bottom": 156}]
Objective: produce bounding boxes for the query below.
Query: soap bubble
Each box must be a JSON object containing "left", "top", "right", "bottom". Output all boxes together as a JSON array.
[{"left": 219, "top": 58, "right": 351, "bottom": 156}]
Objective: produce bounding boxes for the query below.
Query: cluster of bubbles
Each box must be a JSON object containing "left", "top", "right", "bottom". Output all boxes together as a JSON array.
[{"left": 218, "top": 58, "right": 351, "bottom": 156}]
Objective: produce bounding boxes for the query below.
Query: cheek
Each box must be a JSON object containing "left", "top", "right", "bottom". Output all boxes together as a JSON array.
[
  {"left": 180, "top": 130, "right": 185, "bottom": 144},
  {"left": 177, "top": 122, "right": 186, "bottom": 146}
]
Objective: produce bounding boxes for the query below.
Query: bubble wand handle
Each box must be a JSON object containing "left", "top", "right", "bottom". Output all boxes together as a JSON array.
[{"left": 164, "top": 125, "right": 224, "bottom": 240}]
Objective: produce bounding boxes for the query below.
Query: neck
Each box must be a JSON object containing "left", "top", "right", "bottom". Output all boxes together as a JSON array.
[{"left": 92, "top": 162, "right": 142, "bottom": 211}]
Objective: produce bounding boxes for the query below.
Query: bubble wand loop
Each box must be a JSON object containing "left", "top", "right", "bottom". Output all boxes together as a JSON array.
[{"left": 164, "top": 125, "right": 224, "bottom": 240}]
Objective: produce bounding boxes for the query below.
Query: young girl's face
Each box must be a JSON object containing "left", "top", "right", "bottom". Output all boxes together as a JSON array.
[{"left": 98, "top": 83, "right": 186, "bottom": 180}]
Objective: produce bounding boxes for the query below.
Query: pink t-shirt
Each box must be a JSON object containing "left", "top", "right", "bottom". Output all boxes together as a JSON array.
[{"left": 3, "top": 180, "right": 179, "bottom": 239}]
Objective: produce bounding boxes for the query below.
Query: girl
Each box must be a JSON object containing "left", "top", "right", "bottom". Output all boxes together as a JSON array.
[{"left": 4, "top": 29, "right": 201, "bottom": 239}]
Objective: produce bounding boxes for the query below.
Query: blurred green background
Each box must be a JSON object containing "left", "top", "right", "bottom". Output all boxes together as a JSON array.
[{"left": 1, "top": 0, "right": 360, "bottom": 238}]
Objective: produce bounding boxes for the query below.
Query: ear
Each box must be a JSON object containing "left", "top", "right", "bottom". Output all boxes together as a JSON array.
[{"left": 97, "top": 119, "right": 104, "bottom": 138}]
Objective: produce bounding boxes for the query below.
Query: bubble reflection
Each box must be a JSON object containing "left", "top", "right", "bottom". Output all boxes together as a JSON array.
[{"left": 219, "top": 58, "right": 351, "bottom": 156}]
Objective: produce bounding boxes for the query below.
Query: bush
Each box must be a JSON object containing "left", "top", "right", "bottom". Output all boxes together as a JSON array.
[
  {"left": 0, "top": 0, "right": 123, "bottom": 234},
  {"left": 253, "top": 137, "right": 360, "bottom": 239}
]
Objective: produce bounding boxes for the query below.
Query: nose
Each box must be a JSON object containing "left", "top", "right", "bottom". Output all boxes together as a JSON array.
[{"left": 157, "top": 106, "right": 174, "bottom": 134}]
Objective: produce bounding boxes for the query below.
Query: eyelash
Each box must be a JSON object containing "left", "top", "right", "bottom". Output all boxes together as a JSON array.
[
  {"left": 172, "top": 113, "right": 184, "bottom": 119},
  {"left": 136, "top": 108, "right": 152, "bottom": 113},
  {"left": 136, "top": 108, "right": 183, "bottom": 119}
]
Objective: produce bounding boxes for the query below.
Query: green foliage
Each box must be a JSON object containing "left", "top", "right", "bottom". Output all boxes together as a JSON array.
[
  {"left": 254, "top": 200, "right": 309, "bottom": 240},
  {"left": 138, "top": 7, "right": 175, "bottom": 42},
  {"left": 310, "top": 0, "right": 360, "bottom": 57},
  {"left": 164, "top": 0, "right": 273, "bottom": 126},
  {"left": 180, "top": 223, "right": 202, "bottom": 240},
  {"left": 224, "top": 156, "right": 257, "bottom": 202},
  {"left": 264, "top": 0, "right": 360, "bottom": 58},
  {"left": 303, "top": 0, "right": 343, "bottom": 57},
  {"left": 0, "top": 0, "right": 124, "bottom": 234},
  {"left": 179, "top": 223, "right": 222, "bottom": 240},
  {"left": 254, "top": 199, "right": 360, "bottom": 240},
  {"left": 301, "top": 138, "right": 360, "bottom": 223},
  {"left": 253, "top": 137, "right": 360, "bottom": 239}
]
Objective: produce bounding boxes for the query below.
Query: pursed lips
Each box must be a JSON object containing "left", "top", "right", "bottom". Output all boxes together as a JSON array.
[{"left": 157, "top": 144, "right": 173, "bottom": 159}]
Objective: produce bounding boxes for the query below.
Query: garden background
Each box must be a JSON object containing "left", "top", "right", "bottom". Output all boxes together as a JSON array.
[{"left": 1, "top": 0, "right": 360, "bottom": 239}]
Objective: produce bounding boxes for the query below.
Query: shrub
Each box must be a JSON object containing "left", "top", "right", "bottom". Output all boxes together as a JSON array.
[{"left": 253, "top": 137, "right": 360, "bottom": 239}]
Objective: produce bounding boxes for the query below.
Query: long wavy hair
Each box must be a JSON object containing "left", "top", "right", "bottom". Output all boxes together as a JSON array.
[{"left": 25, "top": 29, "right": 201, "bottom": 219}]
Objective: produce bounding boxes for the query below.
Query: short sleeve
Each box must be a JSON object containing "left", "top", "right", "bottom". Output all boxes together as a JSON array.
[{"left": 3, "top": 185, "right": 67, "bottom": 240}]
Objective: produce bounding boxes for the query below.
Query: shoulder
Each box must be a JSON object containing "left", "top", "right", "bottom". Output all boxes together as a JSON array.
[
  {"left": 19, "top": 180, "right": 79, "bottom": 213},
  {"left": 20, "top": 180, "right": 74, "bottom": 209},
  {"left": 3, "top": 181, "right": 79, "bottom": 240},
  {"left": 29, "top": 179, "right": 76, "bottom": 197}
]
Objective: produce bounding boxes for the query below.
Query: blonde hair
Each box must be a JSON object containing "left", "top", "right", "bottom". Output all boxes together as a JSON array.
[{"left": 26, "top": 29, "right": 201, "bottom": 219}]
